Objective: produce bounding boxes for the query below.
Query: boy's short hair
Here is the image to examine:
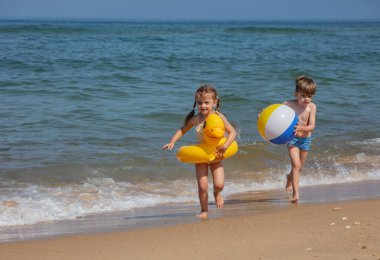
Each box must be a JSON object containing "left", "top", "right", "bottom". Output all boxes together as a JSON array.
[{"left": 295, "top": 76, "right": 317, "bottom": 95}]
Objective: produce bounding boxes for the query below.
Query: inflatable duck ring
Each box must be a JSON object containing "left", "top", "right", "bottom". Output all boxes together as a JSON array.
[{"left": 176, "top": 114, "right": 238, "bottom": 164}]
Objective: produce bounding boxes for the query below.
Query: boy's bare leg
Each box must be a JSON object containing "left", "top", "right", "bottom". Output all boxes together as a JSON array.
[
  {"left": 291, "top": 172, "right": 300, "bottom": 203},
  {"left": 288, "top": 147, "right": 301, "bottom": 202},
  {"left": 196, "top": 163, "right": 209, "bottom": 219},
  {"left": 290, "top": 150, "right": 309, "bottom": 203},
  {"left": 285, "top": 173, "right": 292, "bottom": 192},
  {"left": 210, "top": 161, "right": 224, "bottom": 208}
]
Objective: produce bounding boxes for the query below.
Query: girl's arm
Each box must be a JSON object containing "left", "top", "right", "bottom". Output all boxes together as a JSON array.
[
  {"left": 162, "top": 118, "right": 194, "bottom": 150},
  {"left": 216, "top": 113, "right": 236, "bottom": 152}
]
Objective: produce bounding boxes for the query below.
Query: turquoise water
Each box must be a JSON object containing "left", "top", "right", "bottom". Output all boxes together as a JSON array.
[{"left": 0, "top": 20, "right": 380, "bottom": 226}]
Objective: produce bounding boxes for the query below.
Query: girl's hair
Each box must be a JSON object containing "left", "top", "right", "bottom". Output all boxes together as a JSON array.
[
  {"left": 295, "top": 76, "right": 317, "bottom": 95},
  {"left": 184, "top": 85, "right": 220, "bottom": 125}
]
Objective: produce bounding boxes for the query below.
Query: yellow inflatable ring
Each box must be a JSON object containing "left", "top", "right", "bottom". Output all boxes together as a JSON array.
[{"left": 176, "top": 114, "right": 238, "bottom": 164}]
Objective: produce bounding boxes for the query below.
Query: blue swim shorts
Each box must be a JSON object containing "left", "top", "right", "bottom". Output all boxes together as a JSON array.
[{"left": 287, "top": 137, "right": 312, "bottom": 151}]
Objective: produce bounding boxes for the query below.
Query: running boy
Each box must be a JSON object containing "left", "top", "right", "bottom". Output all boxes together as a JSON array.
[{"left": 284, "top": 76, "right": 317, "bottom": 203}]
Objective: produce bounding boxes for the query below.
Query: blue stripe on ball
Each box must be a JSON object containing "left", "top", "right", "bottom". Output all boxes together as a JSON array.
[{"left": 269, "top": 116, "right": 298, "bottom": 144}]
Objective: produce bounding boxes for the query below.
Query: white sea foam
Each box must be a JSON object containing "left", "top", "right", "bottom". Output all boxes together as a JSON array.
[
  {"left": 0, "top": 178, "right": 197, "bottom": 227},
  {"left": 351, "top": 138, "right": 380, "bottom": 149},
  {"left": 362, "top": 138, "right": 380, "bottom": 144},
  {"left": 1, "top": 157, "right": 379, "bottom": 227}
]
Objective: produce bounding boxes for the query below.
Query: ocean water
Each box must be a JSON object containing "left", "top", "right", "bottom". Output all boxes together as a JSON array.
[{"left": 0, "top": 19, "right": 380, "bottom": 227}]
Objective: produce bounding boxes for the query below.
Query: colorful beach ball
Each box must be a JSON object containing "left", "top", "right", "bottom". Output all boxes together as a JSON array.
[{"left": 257, "top": 104, "right": 299, "bottom": 145}]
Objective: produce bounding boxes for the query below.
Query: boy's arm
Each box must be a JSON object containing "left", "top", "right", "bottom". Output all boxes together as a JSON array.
[{"left": 298, "top": 104, "right": 317, "bottom": 133}]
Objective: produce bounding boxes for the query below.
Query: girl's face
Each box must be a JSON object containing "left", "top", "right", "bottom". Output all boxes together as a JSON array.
[
  {"left": 195, "top": 93, "right": 216, "bottom": 117},
  {"left": 295, "top": 91, "right": 313, "bottom": 107}
]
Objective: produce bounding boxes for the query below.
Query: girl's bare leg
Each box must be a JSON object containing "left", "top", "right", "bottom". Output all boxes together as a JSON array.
[
  {"left": 196, "top": 163, "right": 209, "bottom": 219},
  {"left": 210, "top": 161, "right": 224, "bottom": 208}
]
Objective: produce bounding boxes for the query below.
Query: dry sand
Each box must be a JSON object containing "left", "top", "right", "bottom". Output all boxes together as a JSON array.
[{"left": 0, "top": 198, "right": 379, "bottom": 260}]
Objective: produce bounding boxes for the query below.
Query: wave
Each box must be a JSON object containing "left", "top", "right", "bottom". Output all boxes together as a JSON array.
[
  {"left": 225, "top": 26, "right": 320, "bottom": 34},
  {"left": 0, "top": 22, "right": 92, "bottom": 34},
  {"left": 1, "top": 152, "right": 379, "bottom": 228},
  {"left": 0, "top": 178, "right": 197, "bottom": 227}
]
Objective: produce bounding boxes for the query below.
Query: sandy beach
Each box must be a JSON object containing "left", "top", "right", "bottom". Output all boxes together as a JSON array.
[
  {"left": 1, "top": 17, "right": 380, "bottom": 260},
  {"left": 1, "top": 195, "right": 379, "bottom": 259}
]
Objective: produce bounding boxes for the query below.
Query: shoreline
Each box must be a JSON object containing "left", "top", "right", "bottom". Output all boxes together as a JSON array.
[
  {"left": 1, "top": 198, "right": 379, "bottom": 259},
  {"left": 1, "top": 180, "right": 380, "bottom": 244}
]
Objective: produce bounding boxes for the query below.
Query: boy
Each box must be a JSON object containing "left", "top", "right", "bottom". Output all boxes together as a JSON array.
[{"left": 284, "top": 76, "right": 317, "bottom": 203}]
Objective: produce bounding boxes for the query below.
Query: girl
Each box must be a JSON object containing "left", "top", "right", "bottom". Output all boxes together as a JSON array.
[{"left": 162, "top": 85, "right": 236, "bottom": 219}]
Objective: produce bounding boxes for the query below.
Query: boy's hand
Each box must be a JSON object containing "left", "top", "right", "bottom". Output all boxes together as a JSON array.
[
  {"left": 257, "top": 109, "right": 263, "bottom": 120},
  {"left": 294, "top": 124, "right": 304, "bottom": 137}
]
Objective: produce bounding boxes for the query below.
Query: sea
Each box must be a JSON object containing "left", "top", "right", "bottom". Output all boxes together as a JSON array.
[{"left": 1, "top": 19, "right": 380, "bottom": 232}]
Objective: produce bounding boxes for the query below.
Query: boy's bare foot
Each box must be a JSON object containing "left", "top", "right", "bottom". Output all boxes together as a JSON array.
[
  {"left": 214, "top": 191, "right": 224, "bottom": 208},
  {"left": 197, "top": 211, "right": 208, "bottom": 219},
  {"left": 285, "top": 174, "right": 292, "bottom": 192}
]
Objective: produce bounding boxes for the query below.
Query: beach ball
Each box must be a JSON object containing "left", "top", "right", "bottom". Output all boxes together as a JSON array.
[{"left": 257, "top": 104, "right": 299, "bottom": 145}]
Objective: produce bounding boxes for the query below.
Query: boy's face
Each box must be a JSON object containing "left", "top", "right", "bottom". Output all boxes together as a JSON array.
[
  {"left": 295, "top": 91, "right": 313, "bottom": 107},
  {"left": 196, "top": 93, "right": 216, "bottom": 116}
]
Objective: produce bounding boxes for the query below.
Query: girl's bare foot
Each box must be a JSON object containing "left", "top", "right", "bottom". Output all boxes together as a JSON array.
[
  {"left": 214, "top": 191, "right": 224, "bottom": 208},
  {"left": 285, "top": 174, "right": 292, "bottom": 192},
  {"left": 290, "top": 193, "right": 299, "bottom": 204},
  {"left": 197, "top": 211, "right": 208, "bottom": 219},
  {"left": 290, "top": 198, "right": 299, "bottom": 204}
]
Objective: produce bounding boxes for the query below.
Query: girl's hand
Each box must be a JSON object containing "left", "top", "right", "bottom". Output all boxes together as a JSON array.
[
  {"left": 215, "top": 145, "right": 227, "bottom": 160},
  {"left": 162, "top": 143, "right": 174, "bottom": 150}
]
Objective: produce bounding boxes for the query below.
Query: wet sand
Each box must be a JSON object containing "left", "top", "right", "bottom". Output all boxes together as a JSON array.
[{"left": 1, "top": 181, "right": 380, "bottom": 259}]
